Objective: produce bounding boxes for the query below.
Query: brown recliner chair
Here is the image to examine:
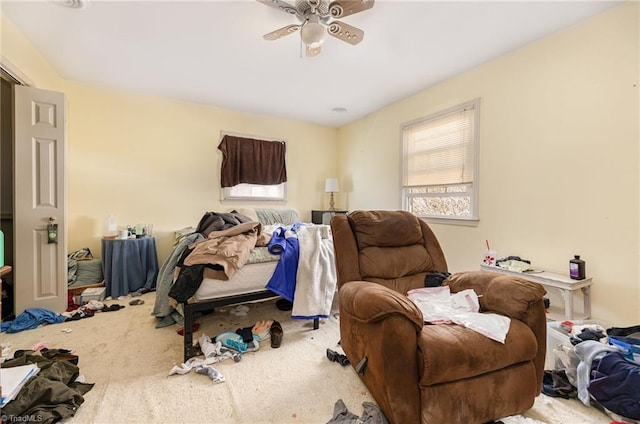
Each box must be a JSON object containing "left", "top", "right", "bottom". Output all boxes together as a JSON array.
[{"left": 330, "top": 210, "right": 547, "bottom": 424}]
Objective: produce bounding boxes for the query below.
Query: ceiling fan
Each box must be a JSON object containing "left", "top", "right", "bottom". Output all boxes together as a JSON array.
[{"left": 257, "top": 0, "right": 374, "bottom": 57}]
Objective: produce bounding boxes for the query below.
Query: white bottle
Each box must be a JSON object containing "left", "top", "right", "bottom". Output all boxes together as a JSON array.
[{"left": 104, "top": 214, "right": 117, "bottom": 238}]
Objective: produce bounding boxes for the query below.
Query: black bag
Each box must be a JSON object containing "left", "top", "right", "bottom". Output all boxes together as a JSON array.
[{"left": 424, "top": 271, "right": 451, "bottom": 287}]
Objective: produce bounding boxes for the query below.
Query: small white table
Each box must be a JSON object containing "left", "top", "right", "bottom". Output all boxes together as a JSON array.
[{"left": 480, "top": 264, "right": 592, "bottom": 321}]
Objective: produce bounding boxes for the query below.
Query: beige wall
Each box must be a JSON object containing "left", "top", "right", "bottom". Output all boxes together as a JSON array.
[
  {"left": 1, "top": 12, "right": 339, "bottom": 263},
  {"left": 65, "top": 82, "right": 338, "bottom": 261},
  {"left": 338, "top": 2, "right": 640, "bottom": 325}
]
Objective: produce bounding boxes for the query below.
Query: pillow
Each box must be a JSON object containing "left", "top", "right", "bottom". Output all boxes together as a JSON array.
[
  {"left": 71, "top": 259, "right": 104, "bottom": 288},
  {"left": 255, "top": 209, "right": 300, "bottom": 225},
  {"left": 68, "top": 247, "right": 94, "bottom": 284},
  {"left": 236, "top": 208, "right": 259, "bottom": 223}
]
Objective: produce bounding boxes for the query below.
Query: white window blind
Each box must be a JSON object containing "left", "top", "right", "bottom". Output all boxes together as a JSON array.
[
  {"left": 223, "top": 183, "right": 285, "bottom": 201},
  {"left": 404, "top": 106, "right": 474, "bottom": 187},
  {"left": 401, "top": 99, "right": 479, "bottom": 222}
]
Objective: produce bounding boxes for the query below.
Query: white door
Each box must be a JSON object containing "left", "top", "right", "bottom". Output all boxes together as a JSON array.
[{"left": 14, "top": 85, "right": 67, "bottom": 314}]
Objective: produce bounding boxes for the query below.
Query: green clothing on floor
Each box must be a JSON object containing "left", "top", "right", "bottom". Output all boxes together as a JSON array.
[{"left": 1, "top": 354, "right": 93, "bottom": 423}]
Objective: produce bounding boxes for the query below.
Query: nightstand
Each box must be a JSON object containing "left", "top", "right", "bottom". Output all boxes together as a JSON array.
[
  {"left": 101, "top": 237, "right": 159, "bottom": 298},
  {"left": 311, "top": 210, "right": 348, "bottom": 225}
]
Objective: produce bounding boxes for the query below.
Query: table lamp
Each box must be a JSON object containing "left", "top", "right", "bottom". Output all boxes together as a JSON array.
[{"left": 325, "top": 178, "right": 339, "bottom": 211}]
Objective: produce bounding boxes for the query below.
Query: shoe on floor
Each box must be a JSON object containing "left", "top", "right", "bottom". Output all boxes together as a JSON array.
[
  {"left": 275, "top": 299, "right": 293, "bottom": 311},
  {"left": 270, "top": 321, "right": 283, "bottom": 348},
  {"left": 326, "top": 348, "right": 350, "bottom": 366}
]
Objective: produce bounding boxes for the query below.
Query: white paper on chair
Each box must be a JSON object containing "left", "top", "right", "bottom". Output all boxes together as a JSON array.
[{"left": 407, "top": 286, "right": 511, "bottom": 343}]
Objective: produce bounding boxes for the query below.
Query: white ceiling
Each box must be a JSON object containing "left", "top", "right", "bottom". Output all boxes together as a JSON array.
[{"left": 1, "top": 0, "right": 620, "bottom": 127}]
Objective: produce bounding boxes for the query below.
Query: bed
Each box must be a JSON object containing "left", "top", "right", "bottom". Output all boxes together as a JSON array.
[{"left": 152, "top": 209, "right": 337, "bottom": 361}]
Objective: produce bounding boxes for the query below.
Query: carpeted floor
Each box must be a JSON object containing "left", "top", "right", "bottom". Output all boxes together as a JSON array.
[{"left": 1, "top": 292, "right": 614, "bottom": 424}]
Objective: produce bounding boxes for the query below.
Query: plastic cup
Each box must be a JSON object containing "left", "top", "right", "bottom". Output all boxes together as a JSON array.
[{"left": 484, "top": 250, "right": 497, "bottom": 266}]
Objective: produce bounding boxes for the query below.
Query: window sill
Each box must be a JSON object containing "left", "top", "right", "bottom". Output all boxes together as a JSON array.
[
  {"left": 419, "top": 216, "right": 479, "bottom": 227},
  {"left": 221, "top": 197, "right": 287, "bottom": 202}
]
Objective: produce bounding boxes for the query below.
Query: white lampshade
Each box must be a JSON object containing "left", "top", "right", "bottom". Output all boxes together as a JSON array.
[
  {"left": 301, "top": 20, "right": 326, "bottom": 49},
  {"left": 325, "top": 178, "right": 339, "bottom": 193}
]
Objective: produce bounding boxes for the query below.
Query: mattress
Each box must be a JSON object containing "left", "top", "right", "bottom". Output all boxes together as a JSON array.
[{"left": 191, "top": 260, "right": 278, "bottom": 302}]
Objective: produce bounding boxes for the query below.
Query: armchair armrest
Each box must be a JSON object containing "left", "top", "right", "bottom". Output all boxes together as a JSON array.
[
  {"left": 339, "top": 280, "right": 423, "bottom": 423},
  {"left": 340, "top": 280, "right": 424, "bottom": 330},
  {"left": 445, "top": 271, "right": 546, "bottom": 321}
]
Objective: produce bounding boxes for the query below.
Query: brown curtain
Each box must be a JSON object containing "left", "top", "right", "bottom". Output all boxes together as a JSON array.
[{"left": 218, "top": 135, "right": 287, "bottom": 188}]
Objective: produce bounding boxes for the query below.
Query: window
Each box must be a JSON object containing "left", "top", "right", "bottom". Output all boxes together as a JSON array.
[
  {"left": 218, "top": 133, "right": 287, "bottom": 201},
  {"left": 401, "top": 99, "right": 479, "bottom": 223},
  {"left": 222, "top": 183, "right": 285, "bottom": 201}
]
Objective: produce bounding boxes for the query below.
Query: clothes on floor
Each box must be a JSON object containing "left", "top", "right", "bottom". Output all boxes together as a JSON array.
[
  {"left": 168, "top": 334, "right": 244, "bottom": 383},
  {"left": 214, "top": 332, "right": 259, "bottom": 353},
  {"left": 542, "top": 370, "right": 576, "bottom": 399},
  {"left": 199, "top": 334, "right": 243, "bottom": 361},
  {"left": 573, "top": 340, "right": 620, "bottom": 405},
  {"left": 168, "top": 356, "right": 225, "bottom": 383},
  {"left": 327, "top": 399, "right": 389, "bottom": 424},
  {"left": 606, "top": 325, "right": 640, "bottom": 338},
  {"left": 588, "top": 351, "right": 640, "bottom": 420},
  {"left": 0, "top": 353, "right": 93, "bottom": 423},
  {"left": 1, "top": 308, "right": 67, "bottom": 333},
  {"left": 550, "top": 327, "right": 640, "bottom": 422}
]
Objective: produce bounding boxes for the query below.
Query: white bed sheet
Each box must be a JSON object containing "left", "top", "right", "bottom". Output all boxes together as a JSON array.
[{"left": 191, "top": 260, "right": 278, "bottom": 302}]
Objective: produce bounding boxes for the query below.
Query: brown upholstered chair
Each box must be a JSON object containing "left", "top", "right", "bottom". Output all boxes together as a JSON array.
[{"left": 330, "top": 210, "right": 547, "bottom": 424}]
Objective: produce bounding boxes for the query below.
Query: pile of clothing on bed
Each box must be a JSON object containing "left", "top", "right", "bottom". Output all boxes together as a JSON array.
[{"left": 152, "top": 209, "right": 336, "bottom": 328}]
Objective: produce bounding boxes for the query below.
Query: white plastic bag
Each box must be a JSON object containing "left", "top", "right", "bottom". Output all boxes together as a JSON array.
[{"left": 407, "top": 286, "right": 511, "bottom": 343}]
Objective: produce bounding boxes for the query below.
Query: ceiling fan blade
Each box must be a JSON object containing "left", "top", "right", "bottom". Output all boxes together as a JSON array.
[
  {"left": 263, "top": 24, "right": 301, "bottom": 41},
  {"left": 306, "top": 45, "right": 322, "bottom": 57},
  {"left": 327, "top": 21, "right": 364, "bottom": 45},
  {"left": 328, "top": 0, "right": 374, "bottom": 19},
  {"left": 256, "top": 0, "right": 300, "bottom": 16}
]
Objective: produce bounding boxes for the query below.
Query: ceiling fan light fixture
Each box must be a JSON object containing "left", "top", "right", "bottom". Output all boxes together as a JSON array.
[
  {"left": 258, "top": 0, "right": 374, "bottom": 55},
  {"left": 300, "top": 21, "right": 326, "bottom": 49},
  {"left": 52, "top": 0, "right": 89, "bottom": 9}
]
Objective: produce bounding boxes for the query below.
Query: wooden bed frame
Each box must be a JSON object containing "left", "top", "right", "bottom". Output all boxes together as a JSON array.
[{"left": 182, "top": 290, "right": 319, "bottom": 361}]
